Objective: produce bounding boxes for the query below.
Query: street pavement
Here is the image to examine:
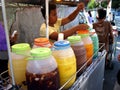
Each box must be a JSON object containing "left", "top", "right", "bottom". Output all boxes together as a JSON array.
[{"left": 103, "top": 33, "right": 120, "bottom": 90}]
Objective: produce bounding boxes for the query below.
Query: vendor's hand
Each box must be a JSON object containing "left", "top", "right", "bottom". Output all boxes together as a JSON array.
[
  {"left": 76, "top": 2, "right": 85, "bottom": 11},
  {"left": 10, "top": 32, "right": 18, "bottom": 45},
  {"left": 77, "top": 24, "right": 89, "bottom": 30}
]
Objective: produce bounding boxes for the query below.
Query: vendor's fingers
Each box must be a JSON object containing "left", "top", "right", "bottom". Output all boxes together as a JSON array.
[
  {"left": 79, "top": 24, "right": 89, "bottom": 30},
  {"left": 10, "top": 33, "right": 18, "bottom": 43},
  {"left": 77, "top": 2, "right": 85, "bottom": 11}
]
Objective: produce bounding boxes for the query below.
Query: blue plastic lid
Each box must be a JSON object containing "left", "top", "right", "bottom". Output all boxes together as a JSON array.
[
  {"left": 53, "top": 40, "right": 70, "bottom": 50},
  {"left": 54, "top": 40, "right": 70, "bottom": 47}
]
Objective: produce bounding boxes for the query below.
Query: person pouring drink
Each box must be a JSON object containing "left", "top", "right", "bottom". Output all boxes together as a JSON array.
[{"left": 40, "top": 2, "right": 89, "bottom": 41}]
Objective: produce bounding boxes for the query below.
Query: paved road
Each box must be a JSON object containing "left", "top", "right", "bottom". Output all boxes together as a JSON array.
[{"left": 103, "top": 34, "right": 120, "bottom": 90}]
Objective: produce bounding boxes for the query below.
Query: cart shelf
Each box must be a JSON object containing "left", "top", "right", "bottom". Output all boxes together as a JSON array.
[{"left": 0, "top": 44, "right": 106, "bottom": 90}]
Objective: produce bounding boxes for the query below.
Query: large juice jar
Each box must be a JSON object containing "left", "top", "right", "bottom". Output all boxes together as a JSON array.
[
  {"left": 33, "top": 38, "right": 52, "bottom": 48},
  {"left": 52, "top": 40, "right": 76, "bottom": 89},
  {"left": 67, "top": 36, "right": 87, "bottom": 76},
  {"left": 8, "top": 43, "right": 31, "bottom": 89},
  {"left": 26, "top": 48, "right": 60, "bottom": 90},
  {"left": 90, "top": 29, "right": 99, "bottom": 58},
  {"left": 77, "top": 30, "right": 93, "bottom": 66}
]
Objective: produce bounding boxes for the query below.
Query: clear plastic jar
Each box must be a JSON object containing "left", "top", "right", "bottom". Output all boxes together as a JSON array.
[
  {"left": 67, "top": 36, "right": 87, "bottom": 76},
  {"left": 90, "top": 29, "right": 99, "bottom": 58},
  {"left": 52, "top": 40, "right": 76, "bottom": 89},
  {"left": 77, "top": 30, "right": 93, "bottom": 66},
  {"left": 26, "top": 48, "right": 60, "bottom": 90},
  {"left": 8, "top": 43, "right": 31, "bottom": 89}
]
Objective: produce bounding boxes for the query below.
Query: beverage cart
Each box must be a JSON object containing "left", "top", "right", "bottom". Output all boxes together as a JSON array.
[{"left": 0, "top": 0, "right": 112, "bottom": 90}]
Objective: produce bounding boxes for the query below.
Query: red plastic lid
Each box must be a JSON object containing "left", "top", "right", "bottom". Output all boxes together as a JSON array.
[
  {"left": 77, "top": 30, "right": 89, "bottom": 34},
  {"left": 34, "top": 38, "right": 51, "bottom": 47}
]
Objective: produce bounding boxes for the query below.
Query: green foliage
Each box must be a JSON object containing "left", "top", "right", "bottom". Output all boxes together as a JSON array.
[
  {"left": 87, "top": 0, "right": 120, "bottom": 10},
  {"left": 87, "top": 0, "right": 108, "bottom": 9},
  {"left": 101, "top": 1, "right": 107, "bottom": 8},
  {"left": 112, "top": 0, "right": 120, "bottom": 9},
  {"left": 87, "top": 0, "right": 95, "bottom": 9}
]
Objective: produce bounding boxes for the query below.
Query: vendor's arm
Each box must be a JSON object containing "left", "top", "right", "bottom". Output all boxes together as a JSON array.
[
  {"left": 61, "top": 2, "right": 84, "bottom": 25},
  {"left": 49, "top": 24, "right": 89, "bottom": 40}
]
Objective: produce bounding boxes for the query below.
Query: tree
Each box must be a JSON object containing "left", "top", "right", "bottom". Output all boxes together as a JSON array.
[
  {"left": 112, "top": 0, "right": 120, "bottom": 10},
  {"left": 87, "top": 0, "right": 96, "bottom": 9},
  {"left": 87, "top": 0, "right": 108, "bottom": 9}
]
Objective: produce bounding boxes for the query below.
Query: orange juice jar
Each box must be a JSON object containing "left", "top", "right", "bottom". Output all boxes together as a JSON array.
[
  {"left": 77, "top": 30, "right": 93, "bottom": 66},
  {"left": 52, "top": 40, "right": 76, "bottom": 89}
]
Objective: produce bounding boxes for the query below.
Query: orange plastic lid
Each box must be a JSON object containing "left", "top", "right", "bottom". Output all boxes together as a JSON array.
[
  {"left": 34, "top": 38, "right": 50, "bottom": 46},
  {"left": 77, "top": 30, "right": 89, "bottom": 34}
]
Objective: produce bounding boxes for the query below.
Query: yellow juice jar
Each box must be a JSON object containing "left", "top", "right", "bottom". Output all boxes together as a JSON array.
[
  {"left": 8, "top": 43, "right": 31, "bottom": 89},
  {"left": 52, "top": 40, "right": 76, "bottom": 89}
]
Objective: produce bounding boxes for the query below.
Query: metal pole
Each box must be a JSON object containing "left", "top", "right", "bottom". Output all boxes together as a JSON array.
[
  {"left": 46, "top": 0, "right": 49, "bottom": 39},
  {"left": 1, "top": 0, "right": 15, "bottom": 86},
  {"left": 107, "top": 0, "right": 112, "bottom": 21}
]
